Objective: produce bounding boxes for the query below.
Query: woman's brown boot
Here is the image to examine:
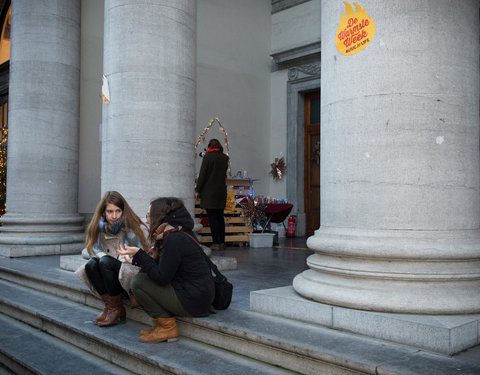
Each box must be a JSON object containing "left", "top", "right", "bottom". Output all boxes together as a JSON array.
[
  {"left": 93, "top": 294, "right": 109, "bottom": 325},
  {"left": 97, "top": 294, "right": 126, "bottom": 326},
  {"left": 140, "top": 318, "right": 160, "bottom": 336},
  {"left": 140, "top": 317, "right": 179, "bottom": 343},
  {"left": 129, "top": 294, "right": 141, "bottom": 309}
]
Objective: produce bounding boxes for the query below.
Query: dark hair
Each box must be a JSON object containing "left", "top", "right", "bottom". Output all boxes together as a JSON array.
[
  {"left": 208, "top": 138, "right": 223, "bottom": 153},
  {"left": 148, "top": 197, "right": 184, "bottom": 241}
]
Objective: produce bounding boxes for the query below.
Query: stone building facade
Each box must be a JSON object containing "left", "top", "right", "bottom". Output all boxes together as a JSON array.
[
  {"left": 0, "top": 0, "right": 479, "bottom": 351},
  {"left": 0, "top": 0, "right": 321, "bottom": 253}
]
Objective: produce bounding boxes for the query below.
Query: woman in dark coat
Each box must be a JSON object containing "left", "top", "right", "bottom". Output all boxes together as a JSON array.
[
  {"left": 117, "top": 197, "right": 214, "bottom": 343},
  {"left": 195, "top": 138, "right": 229, "bottom": 250}
]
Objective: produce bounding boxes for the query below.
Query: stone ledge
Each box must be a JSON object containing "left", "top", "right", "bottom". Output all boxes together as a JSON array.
[
  {"left": 60, "top": 253, "right": 237, "bottom": 273},
  {"left": 0, "top": 242, "right": 84, "bottom": 258},
  {"left": 250, "top": 286, "right": 480, "bottom": 355},
  {"left": 271, "top": 0, "right": 311, "bottom": 14}
]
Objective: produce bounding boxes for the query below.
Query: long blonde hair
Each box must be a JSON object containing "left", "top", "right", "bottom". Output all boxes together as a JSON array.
[{"left": 85, "top": 191, "right": 148, "bottom": 256}]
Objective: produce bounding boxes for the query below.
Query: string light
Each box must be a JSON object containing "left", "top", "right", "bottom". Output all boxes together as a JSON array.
[{"left": 195, "top": 117, "right": 232, "bottom": 176}]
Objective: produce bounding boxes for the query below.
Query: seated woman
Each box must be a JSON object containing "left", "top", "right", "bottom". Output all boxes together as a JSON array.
[
  {"left": 117, "top": 197, "right": 215, "bottom": 343},
  {"left": 84, "top": 191, "right": 148, "bottom": 327}
]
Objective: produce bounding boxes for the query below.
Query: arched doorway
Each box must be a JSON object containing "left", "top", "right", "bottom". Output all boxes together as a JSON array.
[
  {"left": 286, "top": 64, "right": 320, "bottom": 236},
  {"left": 304, "top": 90, "right": 320, "bottom": 235}
]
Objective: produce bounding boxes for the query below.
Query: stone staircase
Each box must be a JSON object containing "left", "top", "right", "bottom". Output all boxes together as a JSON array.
[{"left": 1, "top": 256, "right": 480, "bottom": 375}]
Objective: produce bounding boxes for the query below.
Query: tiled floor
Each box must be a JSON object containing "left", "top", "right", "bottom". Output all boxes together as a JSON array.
[{"left": 218, "top": 236, "right": 313, "bottom": 310}]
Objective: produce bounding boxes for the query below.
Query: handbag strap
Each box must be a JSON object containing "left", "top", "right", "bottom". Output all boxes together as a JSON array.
[{"left": 181, "top": 231, "right": 223, "bottom": 278}]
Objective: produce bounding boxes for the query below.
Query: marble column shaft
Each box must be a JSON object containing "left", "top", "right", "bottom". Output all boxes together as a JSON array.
[
  {"left": 293, "top": 0, "right": 480, "bottom": 313},
  {"left": 0, "top": 0, "right": 84, "bottom": 257},
  {"left": 102, "top": 0, "right": 197, "bottom": 215}
]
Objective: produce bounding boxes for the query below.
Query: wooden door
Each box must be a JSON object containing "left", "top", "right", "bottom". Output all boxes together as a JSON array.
[{"left": 304, "top": 91, "right": 320, "bottom": 235}]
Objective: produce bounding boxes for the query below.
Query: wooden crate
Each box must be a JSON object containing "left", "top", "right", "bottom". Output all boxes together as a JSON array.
[{"left": 195, "top": 178, "right": 255, "bottom": 245}]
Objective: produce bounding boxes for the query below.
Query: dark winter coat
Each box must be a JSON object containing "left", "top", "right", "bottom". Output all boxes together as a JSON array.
[
  {"left": 195, "top": 150, "right": 229, "bottom": 209},
  {"left": 132, "top": 206, "right": 215, "bottom": 317}
]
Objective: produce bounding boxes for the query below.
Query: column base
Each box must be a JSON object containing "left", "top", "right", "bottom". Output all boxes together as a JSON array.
[
  {"left": 250, "top": 286, "right": 480, "bottom": 355},
  {"left": 293, "top": 227, "right": 480, "bottom": 314},
  {"left": 0, "top": 213, "right": 85, "bottom": 257}
]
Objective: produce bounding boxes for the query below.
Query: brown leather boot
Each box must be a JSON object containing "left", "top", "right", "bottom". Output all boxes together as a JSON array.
[
  {"left": 140, "top": 317, "right": 179, "bottom": 343},
  {"left": 140, "top": 318, "right": 160, "bottom": 336},
  {"left": 129, "top": 294, "right": 141, "bottom": 309},
  {"left": 93, "top": 294, "right": 109, "bottom": 325},
  {"left": 97, "top": 294, "right": 126, "bottom": 327}
]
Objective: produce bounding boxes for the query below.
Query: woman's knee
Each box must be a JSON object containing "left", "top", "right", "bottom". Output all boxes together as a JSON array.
[
  {"left": 84, "top": 258, "right": 99, "bottom": 274},
  {"left": 131, "top": 273, "right": 144, "bottom": 292},
  {"left": 98, "top": 255, "right": 119, "bottom": 270}
]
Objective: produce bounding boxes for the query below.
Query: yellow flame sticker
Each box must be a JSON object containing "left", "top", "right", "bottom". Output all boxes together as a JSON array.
[{"left": 336, "top": 2, "right": 375, "bottom": 55}]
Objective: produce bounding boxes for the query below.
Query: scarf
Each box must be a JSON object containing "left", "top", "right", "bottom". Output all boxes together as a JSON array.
[
  {"left": 100, "top": 217, "right": 124, "bottom": 235},
  {"left": 148, "top": 222, "right": 182, "bottom": 261},
  {"left": 152, "top": 222, "right": 182, "bottom": 241},
  {"left": 206, "top": 148, "right": 220, "bottom": 154}
]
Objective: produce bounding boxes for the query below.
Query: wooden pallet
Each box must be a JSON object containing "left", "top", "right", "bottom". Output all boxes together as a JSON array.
[
  {"left": 195, "top": 178, "right": 255, "bottom": 245},
  {"left": 195, "top": 207, "right": 253, "bottom": 244}
]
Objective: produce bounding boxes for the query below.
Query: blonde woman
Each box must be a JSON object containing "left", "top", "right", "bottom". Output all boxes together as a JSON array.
[{"left": 84, "top": 191, "right": 148, "bottom": 326}]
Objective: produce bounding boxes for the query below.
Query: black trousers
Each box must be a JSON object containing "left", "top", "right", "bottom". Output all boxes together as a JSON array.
[
  {"left": 84, "top": 256, "right": 126, "bottom": 296},
  {"left": 206, "top": 208, "right": 225, "bottom": 244}
]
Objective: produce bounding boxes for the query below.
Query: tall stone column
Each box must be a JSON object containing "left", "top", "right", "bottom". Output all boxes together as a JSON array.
[
  {"left": 102, "top": 0, "right": 196, "bottom": 215},
  {"left": 0, "top": 0, "right": 84, "bottom": 257},
  {"left": 293, "top": 0, "right": 480, "bottom": 313}
]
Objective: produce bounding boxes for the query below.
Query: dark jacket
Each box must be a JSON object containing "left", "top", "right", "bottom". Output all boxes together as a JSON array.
[
  {"left": 196, "top": 150, "right": 229, "bottom": 209},
  {"left": 132, "top": 206, "right": 215, "bottom": 317}
]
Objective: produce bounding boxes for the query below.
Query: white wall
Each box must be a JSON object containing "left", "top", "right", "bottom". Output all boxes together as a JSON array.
[
  {"left": 78, "top": 0, "right": 103, "bottom": 215},
  {"left": 196, "top": 0, "right": 272, "bottom": 196},
  {"left": 268, "top": 69, "right": 288, "bottom": 200}
]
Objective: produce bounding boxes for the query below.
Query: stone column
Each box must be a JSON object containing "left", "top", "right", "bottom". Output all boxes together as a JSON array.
[
  {"left": 102, "top": 0, "right": 196, "bottom": 215},
  {"left": 293, "top": 0, "right": 480, "bottom": 313},
  {"left": 0, "top": 0, "right": 84, "bottom": 257}
]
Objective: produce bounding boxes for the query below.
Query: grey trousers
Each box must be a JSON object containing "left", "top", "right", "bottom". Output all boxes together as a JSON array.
[{"left": 131, "top": 273, "right": 192, "bottom": 319}]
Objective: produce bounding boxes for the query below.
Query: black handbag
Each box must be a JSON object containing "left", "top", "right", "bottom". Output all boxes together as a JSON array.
[{"left": 182, "top": 232, "right": 233, "bottom": 310}]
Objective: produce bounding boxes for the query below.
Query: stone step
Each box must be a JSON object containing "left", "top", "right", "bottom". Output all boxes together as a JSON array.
[
  {"left": 251, "top": 286, "right": 480, "bottom": 355},
  {"left": 0, "top": 314, "right": 135, "bottom": 375},
  {"left": 1, "top": 257, "right": 480, "bottom": 375},
  {"left": 0, "top": 279, "right": 293, "bottom": 375}
]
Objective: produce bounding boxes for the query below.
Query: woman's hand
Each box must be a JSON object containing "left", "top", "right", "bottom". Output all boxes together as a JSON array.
[{"left": 116, "top": 243, "right": 140, "bottom": 264}]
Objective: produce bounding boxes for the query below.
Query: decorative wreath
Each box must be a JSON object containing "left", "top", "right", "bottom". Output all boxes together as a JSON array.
[
  {"left": 269, "top": 157, "right": 286, "bottom": 180},
  {"left": 311, "top": 141, "right": 320, "bottom": 165}
]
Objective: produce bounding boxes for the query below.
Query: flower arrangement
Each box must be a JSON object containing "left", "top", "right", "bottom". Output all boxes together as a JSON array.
[{"left": 240, "top": 196, "right": 266, "bottom": 230}]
